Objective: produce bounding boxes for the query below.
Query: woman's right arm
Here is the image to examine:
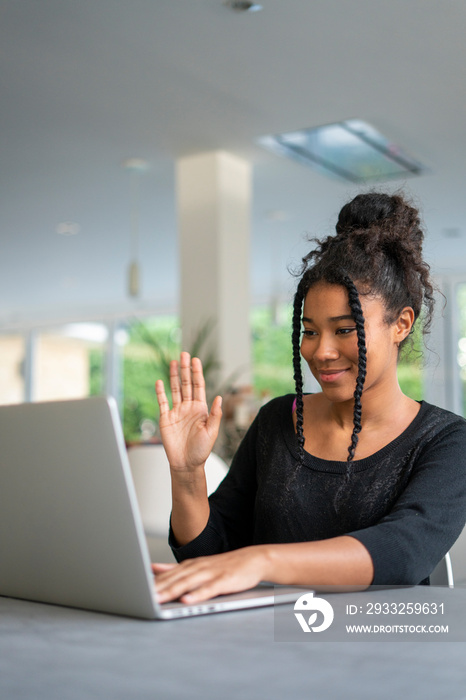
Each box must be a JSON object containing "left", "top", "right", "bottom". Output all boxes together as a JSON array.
[{"left": 155, "top": 352, "right": 223, "bottom": 546}]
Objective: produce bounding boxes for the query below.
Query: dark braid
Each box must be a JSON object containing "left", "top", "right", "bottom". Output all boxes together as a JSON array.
[
  {"left": 341, "top": 275, "right": 367, "bottom": 470},
  {"left": 292, "top": 279, "right": 306, "bottom": 464}
]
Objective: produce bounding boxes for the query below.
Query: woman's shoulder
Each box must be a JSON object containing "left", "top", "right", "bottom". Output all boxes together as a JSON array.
[
  {"left": 414, "top": 401, "right": 466, "bottom": 454},
  {"left": 420, "top": 401, "right": 466, "bottom": 429},
  {"left": 257, "top": 392, "right": 323, "bottom": 422},
  {"left": 257, "top": 393, "right": 295, "bottom": 416},
  {"left": 237, "top": 394, "right": 295, "bottom": 450}
]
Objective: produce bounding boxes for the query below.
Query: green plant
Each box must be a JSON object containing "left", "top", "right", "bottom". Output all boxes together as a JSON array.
[{"left": 131, "top": 316, "right": 223, "bottom": 399}]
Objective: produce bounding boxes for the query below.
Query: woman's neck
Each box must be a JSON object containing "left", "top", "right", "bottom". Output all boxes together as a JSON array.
[{"left": 327, "top": 383, "right": 416, "bottom": 432}]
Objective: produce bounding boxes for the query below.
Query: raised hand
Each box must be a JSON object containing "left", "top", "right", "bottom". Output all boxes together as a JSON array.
[{"left": 155, "top": 352, "right": 222, "bottom": 473}]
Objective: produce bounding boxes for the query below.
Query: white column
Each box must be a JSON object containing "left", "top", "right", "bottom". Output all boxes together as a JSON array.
[{"left": 177, "top": 151, "right": 251, "bottom": 390}]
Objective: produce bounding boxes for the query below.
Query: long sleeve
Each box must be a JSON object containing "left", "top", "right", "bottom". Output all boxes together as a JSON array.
[{"left": 348, "top": 420, "right": 466, "bottom": 585}]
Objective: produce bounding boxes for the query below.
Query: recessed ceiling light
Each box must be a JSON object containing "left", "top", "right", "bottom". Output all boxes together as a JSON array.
[
  {"left": 265, "top": 209, "right": 288, "bottom": 222},
  {"left": 122, "top": 158, "right": 150, "bottom": 172},
  {"left": 56, "top": 222, "right": 80, "bottom": 236},
  {"left": 60, "top": 276, "right": 79, "bottom": 289},
  {"left": 224, "top": 1, "right": 263, "bottom": 12},
  {"left": 258, "top": 119, "right": 426, "bottom": 184},
  {"left": 442, "top": 228, "right": 462, "bottom": 238}
]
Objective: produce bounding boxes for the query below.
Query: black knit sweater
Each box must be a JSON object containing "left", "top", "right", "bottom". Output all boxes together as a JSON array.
[{"left": 170, "top": 395, "right": 466, "bottom": 585}]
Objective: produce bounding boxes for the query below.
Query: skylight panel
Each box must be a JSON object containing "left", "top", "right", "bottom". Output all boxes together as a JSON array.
[{"left": 258, "top": 119, "right": 426, "bottom": 183}]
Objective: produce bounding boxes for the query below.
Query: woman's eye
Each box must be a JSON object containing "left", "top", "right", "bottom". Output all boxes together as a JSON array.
[
  {"left": 302, "top": 329, "right": 316, "bottom": 337},
  {"left": 336, "top": 327, "right": 357, "bottom": 335}
]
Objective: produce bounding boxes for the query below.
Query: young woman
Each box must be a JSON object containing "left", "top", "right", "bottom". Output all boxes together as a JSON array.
[{"left": 153, "top": 192, "right": 466, "bottom": 605}]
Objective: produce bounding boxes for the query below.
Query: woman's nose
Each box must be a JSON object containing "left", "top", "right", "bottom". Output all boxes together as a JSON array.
[{"left": 313, "top": 335, "right": 340, "bottom": 362}]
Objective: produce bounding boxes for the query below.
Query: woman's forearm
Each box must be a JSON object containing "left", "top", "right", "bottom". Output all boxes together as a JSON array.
[
  {"left": 261, "top": 536, "right": 374, "bottom": 587},
  {"left": 154, "top": 535, "right": 375, "bottom": 603},
  {"left": 169, "top": 468, "right": 210, "bottom": 546}
]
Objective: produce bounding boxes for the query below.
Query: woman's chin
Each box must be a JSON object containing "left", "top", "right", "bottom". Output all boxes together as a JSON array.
[{"left": 318, "top": 384, "right": 355, "bottom": 404}]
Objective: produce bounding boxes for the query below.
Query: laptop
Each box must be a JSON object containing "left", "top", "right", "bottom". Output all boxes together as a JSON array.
[{"left": 0, "top": 397, "right": 305, "bottom": 619}]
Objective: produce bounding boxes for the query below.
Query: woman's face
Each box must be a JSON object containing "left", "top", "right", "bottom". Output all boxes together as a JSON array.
[{"left": 300, "top": 282, "right": 410, "bottom": 404}]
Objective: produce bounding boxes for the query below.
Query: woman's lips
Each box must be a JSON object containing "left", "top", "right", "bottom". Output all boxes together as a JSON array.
[{"left": 318, "top": 369, "right": 349, "bottom": 383}]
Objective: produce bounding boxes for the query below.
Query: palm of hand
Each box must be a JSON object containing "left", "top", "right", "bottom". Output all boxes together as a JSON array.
[
  {"left": 159, "top": 399, "right": 216, "bottom": 470},
  {"left": 155, "top": 353, "right": 222, "bottom": 472}
]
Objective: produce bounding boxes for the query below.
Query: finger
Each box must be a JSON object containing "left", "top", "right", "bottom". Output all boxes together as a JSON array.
[
  {"left": 158, "top": 567, "right": 240, "bottom": 604},
  {"left": 155, "top": 560, "right": 196, "bottom": 588},
  {"left": 191, "top": 357, "right": 206, "bottom": 404},
  {"left": 156, "top": 567, "right": 218, "bottom": 603},
  {"left": 155, "top": 559, "right": 208, "bottom": 595},
  {"left": 179, "top": 579, "right": 226, "bottom": 604},
  {"left": 179, "top": 351, "right": 193, "bottom": 401},
  {"left": 206, "top": 395, "right": 223, "bottom": 437},
  {"left": 169, "top": 360, "right": 182, "bottom": 407},
  {"left": 152, "top": 562, "right": 177, "bottom": 574},
  {"left": 155, "top": 380, "right": 170, "bottom": 417}
]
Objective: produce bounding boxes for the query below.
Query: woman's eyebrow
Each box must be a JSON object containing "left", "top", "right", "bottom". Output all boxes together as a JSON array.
[{"left": 302, "top": 314, "right": 354, "bottom": 323}]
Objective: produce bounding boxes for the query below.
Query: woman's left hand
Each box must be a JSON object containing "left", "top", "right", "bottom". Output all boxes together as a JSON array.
[{"left": 152, "top": 546, "right": 270, "bottom": 604}]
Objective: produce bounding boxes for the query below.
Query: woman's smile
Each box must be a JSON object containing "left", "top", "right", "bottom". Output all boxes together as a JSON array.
[{"left": 317, "top": 368, "right": 350, "bottom": 383}]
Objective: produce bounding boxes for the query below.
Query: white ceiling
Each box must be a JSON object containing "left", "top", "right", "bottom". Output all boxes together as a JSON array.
[{"left": 2, "top": 0, "right": 466, "bottom": 328}]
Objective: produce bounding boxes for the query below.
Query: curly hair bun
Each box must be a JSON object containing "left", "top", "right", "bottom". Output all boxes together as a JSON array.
[
  {"left": 336, "top": 193, "right": 400, "bottom": 234},
  {"left": 335, "top": 192, "right": 424, "bottom": 257}
]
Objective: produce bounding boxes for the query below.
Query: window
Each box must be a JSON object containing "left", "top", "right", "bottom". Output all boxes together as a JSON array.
[
  {"left": 34, "top": 324, "right": 107, "bottom": 402},
  {"left": 251, "top": 304, "right": 294, "bottom": 400}
]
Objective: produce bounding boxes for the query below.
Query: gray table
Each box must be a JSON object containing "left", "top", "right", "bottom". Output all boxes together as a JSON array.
[{"left": 1, "top": 588, "right": 466, "bottom": 700}]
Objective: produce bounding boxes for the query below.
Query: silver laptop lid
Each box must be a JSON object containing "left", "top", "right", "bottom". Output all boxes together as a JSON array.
[{"left": 0, "top": 397, "right": 158, "bottom": 619}]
